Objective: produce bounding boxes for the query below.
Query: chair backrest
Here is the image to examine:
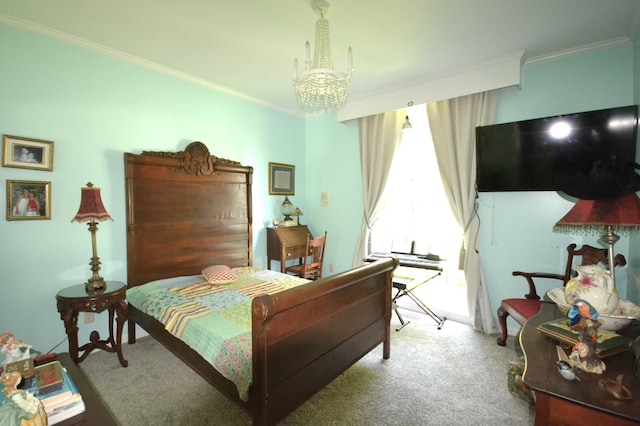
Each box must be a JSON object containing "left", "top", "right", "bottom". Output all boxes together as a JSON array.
[
  {"left": 301, "top": 231, "right": 327, "bottom": 280},
  {"left": 562, "top": 243, "right": 626, "bottom": 284}
]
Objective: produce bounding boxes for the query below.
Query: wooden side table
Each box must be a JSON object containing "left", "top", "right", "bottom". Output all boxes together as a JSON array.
[
  {"left": 521, "top": 303, "right": 640, "bottom": 425},
  {"left": 56, "top": 281, "right": 128, "bottom": 367}
]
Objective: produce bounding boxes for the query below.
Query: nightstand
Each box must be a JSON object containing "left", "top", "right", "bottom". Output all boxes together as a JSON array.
[{"left": 56, "top": 281, "right": 128, "bottom": 367}]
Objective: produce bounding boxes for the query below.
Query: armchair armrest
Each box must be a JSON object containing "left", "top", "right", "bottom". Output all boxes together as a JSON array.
[{"left": 511, "top": 271, "right": 565, "bottom": 300}]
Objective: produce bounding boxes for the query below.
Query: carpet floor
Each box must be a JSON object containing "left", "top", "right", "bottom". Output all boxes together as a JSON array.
[{"left": 80, "top": 315, "right": 535, "bottom": 425}]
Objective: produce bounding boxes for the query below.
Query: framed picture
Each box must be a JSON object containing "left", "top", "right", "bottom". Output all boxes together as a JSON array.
[
  {"left": 6, "top": 180, "right": 51, "bottom": 221},
  {"left": 269, "top": 162, "right": 295, "bottom": 195},
  {"left": 2, "top": 135, "right": 54, "bottom": 171}
]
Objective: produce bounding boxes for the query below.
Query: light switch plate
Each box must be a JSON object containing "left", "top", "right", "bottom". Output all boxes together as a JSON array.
[{"left": 320, "top": 192, "right": 329, "bottom": 206}]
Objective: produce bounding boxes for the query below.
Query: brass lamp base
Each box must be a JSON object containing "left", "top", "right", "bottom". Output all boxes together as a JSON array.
[
  {"left": 85, "top": 277, "right": 106, "bottom": 294},
  {"left": 84, "top": 221, "right": 107, "bottom": 294}
]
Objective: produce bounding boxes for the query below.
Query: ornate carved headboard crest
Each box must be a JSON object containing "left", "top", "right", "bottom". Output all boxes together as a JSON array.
[{"left": 141, "top": 141, "right": 240, "bottom": 176}]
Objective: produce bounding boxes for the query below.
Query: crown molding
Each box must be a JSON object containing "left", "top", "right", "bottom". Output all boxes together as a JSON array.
[
  {"left": 0, "top": 15, "right": 303, "bottom": 118},
  {"left": 524, "top": 37, "right": 632, "bottom": 66}
]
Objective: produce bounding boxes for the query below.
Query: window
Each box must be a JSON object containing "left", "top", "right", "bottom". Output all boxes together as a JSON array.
[
  {"left": 371, "top": 106, "right": 468, "bottom": 319},
  {"left": 370, "top": 106, "right": 463, "bottom": 272}
]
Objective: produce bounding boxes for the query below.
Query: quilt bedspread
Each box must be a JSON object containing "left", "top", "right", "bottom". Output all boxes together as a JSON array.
[{"left": 127, "top": 267, "right": 309, "bottom": 401}]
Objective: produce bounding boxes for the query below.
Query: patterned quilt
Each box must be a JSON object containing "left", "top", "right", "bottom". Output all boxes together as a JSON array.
[{"left": 127, "top": 267, "right": 310, "bottom": 401}]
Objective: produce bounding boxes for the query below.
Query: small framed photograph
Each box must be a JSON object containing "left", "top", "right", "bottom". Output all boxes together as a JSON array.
[
  {"left": 2, "top": 135, "right": 54, "bottom": 171},
  {"left": 269, "top": 162, "right": 295, "bottom": 195},
  {"left": 6, "top": 180, "right": 51, "bottom": 221}
]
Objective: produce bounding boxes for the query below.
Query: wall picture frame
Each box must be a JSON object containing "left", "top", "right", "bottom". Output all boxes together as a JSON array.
[
  {"left": 2, "top": 135, "right": 54, "bottom": 171},
  {"left": 269, "top": 162, "right": 295, "bottom": 195},
  {"left": 6, "top": 180, "right": 51, "bottom": 221}
]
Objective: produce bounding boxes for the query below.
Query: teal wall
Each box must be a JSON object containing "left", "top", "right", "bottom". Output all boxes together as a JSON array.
[
  {"left": 1, "top": 22, "right": 638, "bottom": 352},
  {"left": 479, "top": 44, "right": 637, "bottom": 331},
  {"left": 0, "top": 24, "right": 307, "bottom": 351},
  {"left": 303, "top": 114, "right": 362, "bottom": 273}
]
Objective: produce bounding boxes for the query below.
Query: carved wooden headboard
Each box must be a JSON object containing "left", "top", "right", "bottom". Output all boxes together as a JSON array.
[{"left": 124, "top": 141, "right": 253, "bottom": 287}]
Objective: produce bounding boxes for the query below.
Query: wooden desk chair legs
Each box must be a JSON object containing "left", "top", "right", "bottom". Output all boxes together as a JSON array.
[
  {"left": 285, "top": 232, "right": 327, "bottom": 280},
  {"left": 497, "top": 243, "right": 626, "bottom": 346}
]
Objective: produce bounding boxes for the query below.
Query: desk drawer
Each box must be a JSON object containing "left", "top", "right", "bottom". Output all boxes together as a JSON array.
[{"left": 285, "top": 246, "right": 309, "bottom": 259}]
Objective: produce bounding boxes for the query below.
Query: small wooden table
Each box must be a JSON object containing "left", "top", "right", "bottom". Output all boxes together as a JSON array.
[
  {"left": 56, "top": 352, "right": 118, "bottom": 425},
  {"left": 56, "top": 281, "right": 128, "bottom": 367},
  {"left": 521, "top": 303, "right": 640, "bottom": 425}
]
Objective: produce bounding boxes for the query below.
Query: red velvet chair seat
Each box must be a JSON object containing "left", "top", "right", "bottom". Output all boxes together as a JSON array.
[{"left": 502, "top": 299, "right": 548, "bottom": 321}]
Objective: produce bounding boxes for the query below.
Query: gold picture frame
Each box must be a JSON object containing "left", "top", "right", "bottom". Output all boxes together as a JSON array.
[
  {"left": 2, "top": 135, "right": 54, "bottom": 171},
  {"left": 268, "top": 162, "right": 295, "bottom": 195},
  {"left": 6, "top": 180, "right": 51, "bottom": 221}
]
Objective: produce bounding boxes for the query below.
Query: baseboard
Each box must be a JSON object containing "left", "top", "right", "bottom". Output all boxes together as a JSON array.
[{"left": 122, "top": 324, "right": 149, "bottom": 344}]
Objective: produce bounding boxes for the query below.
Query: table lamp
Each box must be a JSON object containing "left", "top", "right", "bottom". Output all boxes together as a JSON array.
[
  {"left": 71, "top": 182, "right": 113, "bottom": 293},
  {"left": 553, "top": 193, "right": 640, "bottom": 289},
  {"left": 294, "top": 207, "right": 303, "bottom": 225}
]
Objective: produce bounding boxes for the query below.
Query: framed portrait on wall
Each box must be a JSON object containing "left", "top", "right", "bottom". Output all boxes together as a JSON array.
[
  {"left": 269, "top": 162, "right": 295, "bottom": 195},
  {"left": 6, "top": 180, "right": 51, "bottom": 221},
  {"left": 2, "top": 135, "right": 54, "bottom": 171}
]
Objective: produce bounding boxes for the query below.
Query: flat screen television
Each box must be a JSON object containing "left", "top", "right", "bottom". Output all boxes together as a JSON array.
[{"left": 475, "top": 105, "right": 638, "bottom": 193}]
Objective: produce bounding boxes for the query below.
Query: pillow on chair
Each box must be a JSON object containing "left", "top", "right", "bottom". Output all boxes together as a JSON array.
[{"left": 202, "top": 265, "right": 237, "bottom": 284}]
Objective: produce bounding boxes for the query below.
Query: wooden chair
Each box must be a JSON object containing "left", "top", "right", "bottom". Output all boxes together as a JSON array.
[
  {"left": 496, "top": 243, "right": 626, "bottom": 346},
  {"left": 286, "top": 232, "right": 327, "bottom": 280}
]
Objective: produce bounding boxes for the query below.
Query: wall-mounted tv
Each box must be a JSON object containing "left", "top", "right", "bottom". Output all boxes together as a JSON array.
[{"left": 475, "top": 105, "right": 638, "bottom": 194}]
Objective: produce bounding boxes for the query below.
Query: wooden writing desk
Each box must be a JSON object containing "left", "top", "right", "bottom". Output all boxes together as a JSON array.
[
  {"left": 266, "top": 225, "right": 312, "bottom": 272},
  {"left": 521, "top": 303, "right": 640, "bottom": 426}
]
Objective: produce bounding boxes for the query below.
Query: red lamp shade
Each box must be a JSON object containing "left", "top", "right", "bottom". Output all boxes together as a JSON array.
[
  {"left": 71, "top": 183, "right": 113, "bottom": 223},
  {"left": 554, "top": 193, "right": 640, "bottom": 234}
]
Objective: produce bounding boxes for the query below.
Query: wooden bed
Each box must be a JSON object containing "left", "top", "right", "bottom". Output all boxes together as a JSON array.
[{"left": 124, "top": 142, "right": 397, "bottom": 425}]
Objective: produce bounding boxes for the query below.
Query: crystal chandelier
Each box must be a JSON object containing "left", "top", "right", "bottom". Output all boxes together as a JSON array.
[{"left": 293, "top": 0, "right": 353, "bottom": 114}]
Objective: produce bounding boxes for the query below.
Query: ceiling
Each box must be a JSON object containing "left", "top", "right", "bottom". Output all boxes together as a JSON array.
[{"left": 1, "top": 1, "right": 639, "bottom": 117}]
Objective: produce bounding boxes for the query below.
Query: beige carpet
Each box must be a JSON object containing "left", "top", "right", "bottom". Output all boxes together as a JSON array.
[{"left": 80, "top": 315, "right": 535, "bottom": 425}]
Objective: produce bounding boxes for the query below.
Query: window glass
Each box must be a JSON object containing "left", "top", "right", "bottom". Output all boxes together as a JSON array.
[{"left": 370, "top": 106, "right": 463, "bottom": 271}]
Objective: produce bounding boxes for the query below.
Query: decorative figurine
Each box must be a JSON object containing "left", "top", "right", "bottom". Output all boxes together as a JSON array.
[
  {"left": 557, "top": 360, "right": 581, "bottom": 381},
  {"left": 567, "top": 300, "right": 606, "bottom": 374},
  {"left": 0, "top": 334, "right": 32, "bottom": 368},
  {"left": 0, "top": 371, "right": 47, "bottom": 426},
  {"left": 599, "top": 374, "right": 632, "bottom": 401},
  {"left": 556, "top": 345, "right": 581, "bottom": 381}
]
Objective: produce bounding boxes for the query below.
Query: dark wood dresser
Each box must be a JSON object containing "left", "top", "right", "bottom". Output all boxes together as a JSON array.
[
  {"left": 266, "top": 225, "right": 312, "bottom": 272},
  {"left": 522, "top": 303, "right": 640, "bottom": 426}
]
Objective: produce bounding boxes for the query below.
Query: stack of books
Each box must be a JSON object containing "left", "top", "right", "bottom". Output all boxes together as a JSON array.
[{"left": 34, "top": 360, "right": 86, "bottom": 424}]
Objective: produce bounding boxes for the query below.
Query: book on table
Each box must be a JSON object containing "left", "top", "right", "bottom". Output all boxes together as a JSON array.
[
  {"left": 47, "top": 399, "right": 87, "bottom": 425},
  {"left": 536, "top": 317, "right": 633, "bottom": 358},
  {"left": 34, "top": 360, "right": 86, "bottom": 424},
  {"left": 34, "top": 359, "right": 65, "bottom": 397}
]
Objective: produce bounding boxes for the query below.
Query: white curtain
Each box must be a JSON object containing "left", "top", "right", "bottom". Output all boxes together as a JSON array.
[
  {"left": 426, "top": 91, "right": 499, "bottom": 333},
  {"left": 352, "top": 111, "right": 404, "bottom": 267}
]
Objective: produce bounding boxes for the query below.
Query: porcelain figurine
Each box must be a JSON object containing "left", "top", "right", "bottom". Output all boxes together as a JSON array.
[
  {"left": 565, "top": 265, "right": 619, "bottom": 315},
  {"left": 567, "top": 300, "right": 606, "bottom": 374},
  {"left": 0, "top": 371, "right": 47, "bottom": 426},
  {"left": 0, "top": 334, "right": 32, "bottom": 368}
]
